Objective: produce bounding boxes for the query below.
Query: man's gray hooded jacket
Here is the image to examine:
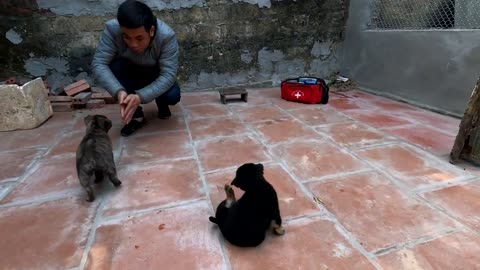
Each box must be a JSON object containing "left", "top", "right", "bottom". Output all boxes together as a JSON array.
[{"left": 91, "top": 18, "right": 179, "bottom": 104}]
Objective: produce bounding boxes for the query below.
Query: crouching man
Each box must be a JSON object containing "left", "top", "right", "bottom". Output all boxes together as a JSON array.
[{"left": 91, "top": 0, "right": 181, "bottom": 137}]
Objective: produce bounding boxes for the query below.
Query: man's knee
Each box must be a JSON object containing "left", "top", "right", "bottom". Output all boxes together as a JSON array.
[
  {"left": 162, "top": 81, "right": 181, "bottom": 105},
  {"left": 109, "top": 58, "right": 128, "bottom": 79}
]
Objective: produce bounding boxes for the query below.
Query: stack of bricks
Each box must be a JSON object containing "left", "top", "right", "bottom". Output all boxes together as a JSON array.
[{"left": 48, "top": 80, "right": 116, "bottom": 112}]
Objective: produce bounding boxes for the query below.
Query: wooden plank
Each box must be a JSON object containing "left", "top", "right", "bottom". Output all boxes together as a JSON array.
[
  {"left": 49, "top": 96, "right": 73, "bottom": 102},
  {"left": 219, "top": 87, "right": 247, "bottom": 95},
  {"left": 86, "top": 99, "right": 105, "bottom": 109},
  {"left": 51, "top": 102, "right": 73, "bottom": 112}
]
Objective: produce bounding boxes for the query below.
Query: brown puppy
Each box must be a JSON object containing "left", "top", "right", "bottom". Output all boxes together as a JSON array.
[{"left": 76, "top": 115, "right": 121, "bottom": 202}]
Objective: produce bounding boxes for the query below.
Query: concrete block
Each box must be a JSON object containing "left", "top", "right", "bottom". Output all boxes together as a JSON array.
[
  {"left": 86, "top": 99, "right": 105, "bottom": 109},
  {"left": 73, "top": 92, "right": 92, "bottom": 105},
  {"left": 0, "top": 77, "right": 53, "bottom": 131}
]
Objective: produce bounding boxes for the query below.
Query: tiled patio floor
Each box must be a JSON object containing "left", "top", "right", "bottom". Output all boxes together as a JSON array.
[{"left": 1, "top": 88, "right": 480, "bottom": 269}]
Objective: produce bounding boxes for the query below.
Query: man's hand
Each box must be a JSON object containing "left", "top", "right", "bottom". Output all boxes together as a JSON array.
[
  {"left": 123, "top": 94, "right": 142, "bottom": 124},
  {"left": 117, "top": 90, "right": 128, "bottom": 120}
]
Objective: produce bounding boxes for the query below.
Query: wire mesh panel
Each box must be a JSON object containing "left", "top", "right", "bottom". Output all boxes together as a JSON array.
[{"left": 368, "top": 0, "right": 480, "bottom": 30}]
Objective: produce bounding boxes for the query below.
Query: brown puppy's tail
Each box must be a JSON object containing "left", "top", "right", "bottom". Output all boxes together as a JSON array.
[{"left": 209, "top": 216, "right": 217, "bottom": 224}]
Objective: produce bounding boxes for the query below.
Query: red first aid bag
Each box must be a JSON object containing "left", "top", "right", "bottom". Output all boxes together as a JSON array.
[{"left": 280, "top": 77, "right": 329, "bottom": 104}]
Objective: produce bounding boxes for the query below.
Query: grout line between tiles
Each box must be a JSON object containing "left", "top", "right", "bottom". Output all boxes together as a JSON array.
[
  {"left": 415, "top": 192, "right": 480, "bottom": 239},
  {"left": 203, "top": 160, "right": 278, "bottom": 175},
  {"left": 0, "top": 191, "right": 81, "bottom": 209},
  {"left": 180, "top": 103, "right": 233, "bottom": 270},
  {"left": 301, "top": 168, "right": 376, "bottom": 184},
  {"left": 371, "top": 227, "right": 458, "bottom": 257},
  {"left": 414, "top": 175, "right": 479, "bottom": 194},
  {"left": 78, "top": 196, "right": 109, "bottom": 270},
  {"left": 116, "top": 155, "right": 195, "bottom": 168},
  {"left": 98, "top": 198, "right": 208, "bottom": 224}
]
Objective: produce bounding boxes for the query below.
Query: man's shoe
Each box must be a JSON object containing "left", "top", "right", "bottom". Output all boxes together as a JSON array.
[
  {"left": 121, "top": 118, "right": 146, "bottom": 137},
  {"left": 158, "top": 105, "right": 171, "bottom": 119}
]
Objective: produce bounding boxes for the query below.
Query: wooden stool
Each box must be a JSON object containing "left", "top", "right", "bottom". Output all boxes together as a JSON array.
[{"left": 219, "top": 87, "right": 248, "bottom": 104}]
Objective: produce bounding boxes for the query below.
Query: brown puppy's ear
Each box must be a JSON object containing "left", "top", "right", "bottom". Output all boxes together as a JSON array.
[
  {"left": 103, "top": 117, "right": 112, "bottom": 132},
  {"left": 255, "top": 163, "right": 264, "bottom": 175},
  {"left": 84, "top": 115, "right": 94, "bottom": 127}
]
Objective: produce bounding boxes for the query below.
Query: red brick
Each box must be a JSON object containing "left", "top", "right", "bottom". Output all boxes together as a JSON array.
[{"left": 64, "top": 80, "right": 90, "bottom": 96}]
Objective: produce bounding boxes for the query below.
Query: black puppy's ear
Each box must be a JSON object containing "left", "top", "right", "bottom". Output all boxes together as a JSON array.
[
  {"left": 255, "top": 163, "right": 264, "bottom": 175},
  {"left": 84, "top": 115, "right": 93, "bottom": 127}
]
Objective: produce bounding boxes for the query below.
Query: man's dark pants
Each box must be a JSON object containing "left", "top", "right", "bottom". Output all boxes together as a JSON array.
[{"left": 109, "top": 57, "right": 181, "bottom": 119}]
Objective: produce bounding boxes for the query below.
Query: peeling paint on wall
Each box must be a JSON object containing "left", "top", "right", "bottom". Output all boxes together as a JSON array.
[
  {"left": 24, "top": 57, "right": 69, "bottom": 77},
  {"left": 35, "top": 0, "right": 206, "bottom": 16},
  {"left": 232, "top": 0, "right": 272, "bottom": 8},
  {"left": 311, "top": 41, "right": 332, "bottom": 59},
  {"left": 5, "top": 29, "right": 23, "bottom": 45},
  {"left": 2, "top": 0, "right": 349, "bottom": 92}
]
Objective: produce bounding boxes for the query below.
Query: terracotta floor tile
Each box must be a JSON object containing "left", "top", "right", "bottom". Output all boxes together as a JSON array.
[
  {"left": 72, "top": 110, "right": 122, "bottom": 131},
  {"left": 368, "top": 98, "right": 419, "bottom": 112},
  {"left": 102, "top": 159, "right": 205, "bottom": 217},
  {"left": 142, "top": 102, "right": 183, "bottom": 116},
  {"left": 271, "top": 140, "right": 366, "bottom": 181},
  {"left": 206, "top": 163, "right": 319, "bottom": 219},
  {"left": 195, "top": 135, "right": 271, "bottom": 172},
  {"left": 355, "top": 144, "right": 465, "bottom": 189},
  {"left": 270, "top": 98, "right": 319, "bottom": 110},
  {"left": 306, "top": 171, "right": 456, "bottom": 252},
  {"left": 289, "top": 107, "right": 351, "bottom": 126},
  {"left": 2, "top": 157, "right": 80, "bottom": 204},
  {"left": 253, "top": 118, "right": 320, "bottom": 145},
  {"left": 327, "top": 93, "right": 371, "bottom": 111},
  {"left": 378, "top": 231, "right": 480, "bottom": 270},
  {"left": 184, "top": 103, "right": 231, "bottom": 120},
  {"left": 0, "top": 124, "right": 64, "bottom": 151},
  {"left": 45, "top": 130, "right": 84, "bottom": 158},
  {"left": 137, "top": 115, "right": 186, "bottom": 135},
  {"left": 227, "top": 94, "right": 271, "bottom": 107},
  {"left": 424, "top": 181, "right": 480, "bottom": 231},
  {"left": 85, "top": 202, "right": 226, "bottom": 270},
  {"left": 226, "top": 216, "right": 376, "bottom": 270},
  {"left": 0, "top": 149, "right": 42, "bottom": 182},
  {"left": 385, "top": 125, "right": 455, "bottom": 155},
  {"left": 0, "top": 197, "right": 95, "bottom": 269},
  {"left": 316, "top": 121, "right": 390, "bottom": 148},
  {"left": 346, "top": 110, "right": 413, "bottom": 128},
  {"left": 248, "top": 88, "right": 280, "bottom": 99},
  {"left": 188, "top": 116, "right": 249, "bottom": 141},
  {"left": 399, "top": 109, "right": 460, "bottom": 136},
  {"left": 180, "top": 91, "right": 219, "bottom": 106},
  {"left": 119, "top": 130, "right": 192, "bottom": 165},
  {"left": 47, "top": 126, "right": 123, "bottom": 158},
  {"left": 41, "top": 111, "right": 77, "bottom": 128},
  {"left": 232, "top": 105, "right": 292, "bottom": 123}
]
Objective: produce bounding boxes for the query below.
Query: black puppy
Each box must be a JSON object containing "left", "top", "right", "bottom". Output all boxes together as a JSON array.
[
  {"left": 209, "top": 163, "right": 285, "bottom": 247},
  {"left": 76, "top": 115, "right": 121, "bottom": 202}
]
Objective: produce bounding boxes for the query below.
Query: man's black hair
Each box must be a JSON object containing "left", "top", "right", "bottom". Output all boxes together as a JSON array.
[{"left": 117, "top": 0, "right": 157, "bottom": 31}]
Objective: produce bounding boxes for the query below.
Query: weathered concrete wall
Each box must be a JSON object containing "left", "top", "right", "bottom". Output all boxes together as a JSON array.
[
  {"left": 341, "top": 0, "right": 480, "bottom": 116},
  {"left": 1, "top": 0, "right": 349, "bottom": 93}
]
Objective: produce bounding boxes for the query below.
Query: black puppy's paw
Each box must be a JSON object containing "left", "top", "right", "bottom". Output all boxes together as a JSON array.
[
  {"left": 273, "top": 226, "right": 285, "bottom": 235},
  {"left": 209, "top": 216, "right": 217, "bottom": 224},
  {"left": 224, "top": 184, "right": 234, "bottom": 198}
]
